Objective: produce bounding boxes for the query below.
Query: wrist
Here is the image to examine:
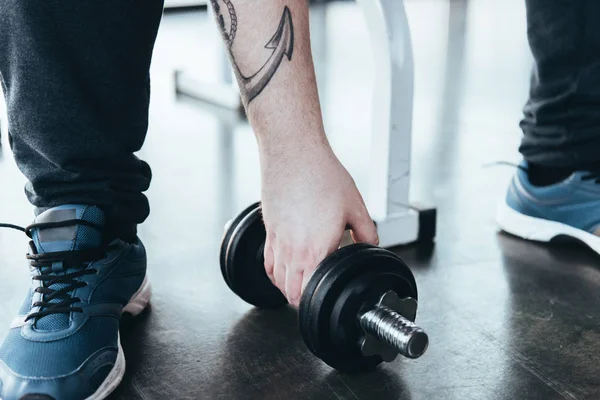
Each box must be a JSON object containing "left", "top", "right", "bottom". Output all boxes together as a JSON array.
[{"left": 256, "top": 130, "right": 331, "bottom": 157}]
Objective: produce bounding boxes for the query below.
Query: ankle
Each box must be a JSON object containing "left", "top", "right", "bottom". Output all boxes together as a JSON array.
[
  {"left": 527, "top": 163, "right": 574, "bottom": 186},
  {"left": 105, "top": 220, "right": 137, "bottom": 244}
]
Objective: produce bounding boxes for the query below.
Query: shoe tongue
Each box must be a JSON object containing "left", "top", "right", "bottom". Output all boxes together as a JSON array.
[
  {"left": 30, "top": 205, "right": 105, "bottom": 331},
  {"left": 32, "top": 205, "right": 105, "bottom": 253}
]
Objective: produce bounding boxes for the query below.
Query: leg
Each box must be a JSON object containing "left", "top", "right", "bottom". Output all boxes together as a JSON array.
[
  {"left": 497, "top": 0, "right": 600, "bottom": 254},
  {"left": 519, "top": 0, "right": 600, "bottom": 169},
  {"left": 0, "top": 0, "right": 164, "bottom": 240},
  {"left": 0, "top": 2, "right": 163, "bottom": 399}
]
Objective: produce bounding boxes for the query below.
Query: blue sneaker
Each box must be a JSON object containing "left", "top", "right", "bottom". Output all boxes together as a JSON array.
[
  {"left": 0, "top": 205, "right": 151, "bottom": 400},
  {"left": 497, "top": 161, "right": 600, "bottom": 254}
]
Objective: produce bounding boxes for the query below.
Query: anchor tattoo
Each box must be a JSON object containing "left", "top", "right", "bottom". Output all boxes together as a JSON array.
[{"left": 211, "top": 1, "right": 295, "bottom": 104}]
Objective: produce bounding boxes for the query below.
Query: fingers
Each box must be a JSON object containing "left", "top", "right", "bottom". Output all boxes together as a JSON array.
[
  {"left": 284, "top": 246, "right": 327, "bottom": 306},
  {"left": 264, "top": 236, "right": 330, "bottom": 306},
  {"left": 301, "top": 265, "right": 312, "bottom": 295},
  {"left": 285, "top": 267, "right": 304, "bottom": 306},
  {"left": 264, "top": 233, "right": 287, "bottom": 298},
  {"left": 273, "top": 244, "right": 286, "bottom": 298},
  {"left": 262, "top": 203, "right": 377, "bottom": 307},
  {"left": 263, "top": 235, "right": 275, "bottom": 283},
  {"left": 347, "top": 204, "right": 379, "bottom": 245}
]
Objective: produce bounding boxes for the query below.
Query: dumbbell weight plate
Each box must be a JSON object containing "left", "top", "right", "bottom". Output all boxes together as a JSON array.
[
  {"left": 299, "top": 243, "right": 373, "bottom": 341},
  {"left": 222, "top": 204, "right": 288, "bottom": 308},
  {"left": 219, "top": 201, "right": 262, "bottom": 289},
  {"left": 299, "top": 244, "right": 418, "bottom": 372}
]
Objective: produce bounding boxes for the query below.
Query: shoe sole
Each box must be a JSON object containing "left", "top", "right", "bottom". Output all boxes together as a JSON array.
[
  {"left": 84, "top": 276, "right": 152, "bottom": 400},
  {"left": 496, "top": 201, "right": 600, "bottom": 255}
]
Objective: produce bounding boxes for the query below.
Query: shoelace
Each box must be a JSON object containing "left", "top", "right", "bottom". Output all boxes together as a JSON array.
[
  {"left": 482, "top": 161, "right": 528, "bottom": 172},
  {"left": 0, "top": 219, "right": 106, "bottom": 321}
]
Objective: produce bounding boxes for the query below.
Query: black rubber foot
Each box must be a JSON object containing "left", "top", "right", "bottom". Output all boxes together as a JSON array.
[{"left": 413, "top": 203, "right": 437, "bottom": 242}]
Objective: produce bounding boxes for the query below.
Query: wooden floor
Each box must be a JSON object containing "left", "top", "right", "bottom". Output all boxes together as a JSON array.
[{"left": 1, "top": 1, "right": 598, "bottom": 399}]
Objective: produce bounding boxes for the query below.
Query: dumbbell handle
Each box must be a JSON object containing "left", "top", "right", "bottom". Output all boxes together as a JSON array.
[{"left": 359, "top": 304, "right": 429, "bottom": 359}]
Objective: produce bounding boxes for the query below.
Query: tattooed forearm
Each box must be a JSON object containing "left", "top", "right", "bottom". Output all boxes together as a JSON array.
[{"left": 210, "top": 1, "right": 294, "bottom": 104}]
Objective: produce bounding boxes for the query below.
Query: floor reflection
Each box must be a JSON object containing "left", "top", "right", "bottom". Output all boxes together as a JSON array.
[
  {"left": 210, "top": 307, "right": 415, "bottom": 400},
  {"left": 498, "top": 233, "right": 600, "bottom": 399}
]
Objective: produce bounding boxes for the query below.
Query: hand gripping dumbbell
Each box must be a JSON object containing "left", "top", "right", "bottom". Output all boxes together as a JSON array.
[{"left": 220, "top": 202, "right": 429, "bottom": 372}]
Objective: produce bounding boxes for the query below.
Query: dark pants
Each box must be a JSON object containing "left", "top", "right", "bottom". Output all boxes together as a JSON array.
[
  {"left": 520, "top": 0, "right": 600, "bottom": 167},
  {"left": 0, "top": 0, "right": 164, "bottom": 239}
]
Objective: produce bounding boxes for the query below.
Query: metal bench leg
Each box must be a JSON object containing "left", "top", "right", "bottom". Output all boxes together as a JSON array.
[{"left": 356, "top": 0, "right": 436, "bottom": 247}]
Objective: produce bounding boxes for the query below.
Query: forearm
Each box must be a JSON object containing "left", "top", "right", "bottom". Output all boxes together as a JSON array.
[{"left": 210, "top": 0, "right": 328, "bottom": 153}]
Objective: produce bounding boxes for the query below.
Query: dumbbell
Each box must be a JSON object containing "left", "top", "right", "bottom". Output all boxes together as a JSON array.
[{"left": 220, "top": 202, "right": 429, "bottom": 372}]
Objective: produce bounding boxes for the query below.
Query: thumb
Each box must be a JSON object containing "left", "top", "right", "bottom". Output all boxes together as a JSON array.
[{"left": 347, "top": 206, "right": 379, "bottom": 246}]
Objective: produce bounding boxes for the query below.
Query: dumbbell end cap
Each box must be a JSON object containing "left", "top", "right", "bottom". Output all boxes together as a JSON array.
[{"left": 405, "top": 330, "right": 429, "bottom": 358}]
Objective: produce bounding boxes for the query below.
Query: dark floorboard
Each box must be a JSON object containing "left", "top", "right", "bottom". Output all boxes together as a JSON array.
[{"left": 1, "top": 1, "right": 599, "bottom": 399}]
